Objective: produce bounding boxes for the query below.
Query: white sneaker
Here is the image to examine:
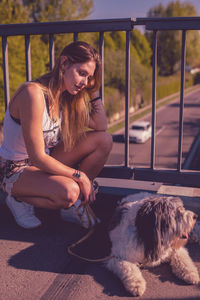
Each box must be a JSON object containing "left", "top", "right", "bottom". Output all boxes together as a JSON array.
[
  {"left": 60, "top": 199, "right": 99, "bottom": 229},
  {"left": 6, "top": 196, "right": 41, "bottom": 229}
]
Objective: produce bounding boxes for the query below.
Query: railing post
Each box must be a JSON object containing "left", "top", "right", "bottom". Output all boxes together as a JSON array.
[
  {"left": 74, "top": 32, "right": 78, "bottom": 42},
  {"left": 124, "top": 30, "right": 130, "bottom": 167},
  {"left": 99, "top": 32, "right": 104, "bottom": 103},
  {"left": 49, "top": 34, "right": 55, "bottom": 71},
  {"left": 2, "top": 36, "right": 10, "bottom": 110},
  {"left": 151, "top": 30, "right": 157, "bottom": 169},
  {"left": 25, "top": 35, "right": 31, "bottom": 81},
  {"left": 177, "top": 30, "right": 186, "bottom": 171}
]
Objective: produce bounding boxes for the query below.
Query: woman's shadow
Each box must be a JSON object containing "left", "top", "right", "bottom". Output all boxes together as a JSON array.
[
  {"left": 1, "top": 193, "right": 130, "bottom": 297},
  {"left": 1, "top": 195, "right": 116, "bottom": 264}
]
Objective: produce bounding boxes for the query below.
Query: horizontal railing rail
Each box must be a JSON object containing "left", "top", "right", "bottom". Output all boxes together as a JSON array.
[
  {"left": 1, "top": 17, "right": 200, "bottom": 187},
  {"left": 135, "top": 17, "right": 200, "bottom": 30},
  {"left": 0, "top": 18, "right": 134, "bottom": 36}
]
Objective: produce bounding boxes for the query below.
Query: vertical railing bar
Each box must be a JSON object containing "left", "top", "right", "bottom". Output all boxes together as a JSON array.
[
  {"left": 124, "top": 30, "right": 130, "bottom": 167},
  {"left": 151, "top": 30, "right": 157, "bottom": 169},
  {"left": 99, "top": 32, "right": 104, "bottom": 104},
  {"left": 177, "top": 30, "right": 186, "bottom": 171},
  {"left": 49, "top": 34, "right": 55, "bottom": 71},
  {"left": 25, "top": 35, "right": 31, "bottom": 81},
  {"left": 2, "top": 36, "right": 10, "bottom": 110},
  {"left": 74, "top": 32, "right": 78, "bottom": 42}
]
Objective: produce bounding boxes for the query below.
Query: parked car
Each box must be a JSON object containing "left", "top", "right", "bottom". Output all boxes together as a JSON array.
[{"left": 128, "top": 121, "right": 152, "bottom": 143}]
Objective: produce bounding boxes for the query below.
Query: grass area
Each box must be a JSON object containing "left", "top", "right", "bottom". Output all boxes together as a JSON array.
[{"left": 0, "top": 106, "right": 5, "bottom": 124}]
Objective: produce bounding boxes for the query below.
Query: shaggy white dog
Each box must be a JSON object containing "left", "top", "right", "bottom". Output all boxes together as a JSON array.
[{"left": 105, "top": 192, "right": 199, "bottom": 297}]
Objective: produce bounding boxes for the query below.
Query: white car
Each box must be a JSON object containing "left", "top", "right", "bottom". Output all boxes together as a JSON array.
[{"left": 128, "top": 121, "right": 152, "bottom": 143}]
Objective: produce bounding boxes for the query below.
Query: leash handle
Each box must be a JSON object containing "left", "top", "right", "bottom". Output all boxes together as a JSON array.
[{"left": 76, "top": 203, "right": 99, "bottom": 229}]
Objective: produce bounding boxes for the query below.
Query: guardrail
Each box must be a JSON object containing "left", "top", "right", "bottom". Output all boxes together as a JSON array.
[
  {"left": 133, "top": 17, "right": 200, "bottom": 187},
  {"left": 1, "top": 17, "right": 200, "bottom": 187}
]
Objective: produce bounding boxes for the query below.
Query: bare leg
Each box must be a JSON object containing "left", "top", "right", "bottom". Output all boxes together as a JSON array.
[
  {"left": 11, "top": 167, "right": 80, "bottom": 209},
  {"left": 11, "top": 131, "right": 112, "bottom": 208},
  {"left": 51, "top": 130, "right": 113, "bottom": 180},
  {"left": 7, "top": 131, "right": 112, "bottom": 228}
]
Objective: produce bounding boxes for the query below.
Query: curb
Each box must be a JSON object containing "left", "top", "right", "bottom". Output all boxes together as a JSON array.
[{"left": 183, "top": 133, "right": 200, "bottom": 170}]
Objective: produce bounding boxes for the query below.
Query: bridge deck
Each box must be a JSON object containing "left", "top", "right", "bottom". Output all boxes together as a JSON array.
[{"left": 0, "top": 183, "right": 199, "bottom": 300}]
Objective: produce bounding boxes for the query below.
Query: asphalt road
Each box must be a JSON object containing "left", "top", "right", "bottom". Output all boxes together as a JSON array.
[{"left": 107, "top": 88, "right": 200, "bottom": 170}]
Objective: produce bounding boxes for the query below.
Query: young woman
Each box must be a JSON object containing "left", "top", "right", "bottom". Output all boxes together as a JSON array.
[{"left": 0, "top": 41, "right": 112, "bottom": 229}]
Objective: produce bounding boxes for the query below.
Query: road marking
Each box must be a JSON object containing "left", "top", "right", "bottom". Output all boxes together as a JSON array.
[{"left": 156, "top": 125, "right": 165, "bottom": 136}]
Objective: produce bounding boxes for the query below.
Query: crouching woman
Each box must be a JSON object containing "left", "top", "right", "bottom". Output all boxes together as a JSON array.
[{"left": 0, "top": 41, "right": 112, "bottom": 229}]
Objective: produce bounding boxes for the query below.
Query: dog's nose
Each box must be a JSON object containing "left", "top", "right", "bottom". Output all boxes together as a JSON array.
[{"left": 193, "top": 213, "right": 198, "bottom": 220}]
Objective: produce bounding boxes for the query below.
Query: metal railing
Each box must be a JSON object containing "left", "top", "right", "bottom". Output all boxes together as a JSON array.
[
  {"left": 133, "top": 17, "right": 200, "bottom": 187},
  {"left": 1, "top": 17, "right": 200, "bottom": 187}
]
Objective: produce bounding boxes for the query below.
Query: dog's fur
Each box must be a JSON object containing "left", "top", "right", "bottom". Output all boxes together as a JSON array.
[{"left": 105, "top": 192, "right": 199, "bottom": 297}]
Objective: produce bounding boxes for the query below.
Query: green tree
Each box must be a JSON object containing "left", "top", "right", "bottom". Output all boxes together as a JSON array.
[
  {"left": 22, "top": 0, "right": 93, "bottom": 22},
  {"left": 146, "top": 0, "right": 200, "bottom": 75},
  {"left": 0, "top": 0, "right": 94, "bottom": 118},
  {"left": 0, "top": 0, "right": 30, "bottom": 109},
  {"left": 0, "top": 0, "right": 49, "bottom": 118},
  {"left": 131, "top": 29, "right": 152, "bottom": 67},
  {"left": 103, "top": 31, "right": 152, "bottom": 119},
  {"left": 0, "top": 0, "right": 30, "bottom": 24},
  {"left": 21, "top": 0, "right": 94, "bottom": 59}
]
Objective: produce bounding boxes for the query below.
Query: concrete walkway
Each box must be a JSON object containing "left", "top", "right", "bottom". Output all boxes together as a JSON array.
[{"left": 0, "top": 187, "right": 200, "bottom": 300}]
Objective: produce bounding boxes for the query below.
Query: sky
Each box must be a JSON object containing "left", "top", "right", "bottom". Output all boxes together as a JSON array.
[{"left": 87, "top": 0, "right": 200, "bottom": 20}]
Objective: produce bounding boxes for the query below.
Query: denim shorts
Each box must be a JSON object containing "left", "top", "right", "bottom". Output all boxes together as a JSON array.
[{"left": 0, "top": 157, "right": 30, "bottom": 196}]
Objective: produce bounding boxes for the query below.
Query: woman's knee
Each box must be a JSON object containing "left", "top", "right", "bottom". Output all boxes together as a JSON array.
[
  {"left": 96, "top": 131, "right": 113, "bottom": 155},
  {"left": 51, "top": 180, "right": 80, "bottom": 209}
]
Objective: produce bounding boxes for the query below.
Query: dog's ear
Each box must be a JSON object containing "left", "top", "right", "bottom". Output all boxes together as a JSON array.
[{"left": 135, "top": 197, "right": 169, "bottom": 262}]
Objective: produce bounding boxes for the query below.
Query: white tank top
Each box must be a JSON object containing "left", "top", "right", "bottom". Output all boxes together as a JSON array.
[{"left": 0, "top": 94, "right": 61, "bottom": 160}]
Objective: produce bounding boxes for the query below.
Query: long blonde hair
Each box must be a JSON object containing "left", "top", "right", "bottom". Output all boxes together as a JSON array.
[{"left": 37, "top": 41, "right": 102, "bottom": 151}]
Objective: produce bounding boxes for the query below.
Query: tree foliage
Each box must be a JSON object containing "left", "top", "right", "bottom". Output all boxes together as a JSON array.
[
  {"left": 0, "top": 0, "right": 29, "bottom": 105},
  {"left": 22, "top": 0, "right": 93, "bottom": 22},
  {"left": 131, "top": 29, "right": 152, "bottom": 67},
  {"left": 0, "top": 0, "right": 29, "bottom": 24},
  {"left": 0, "top": 0, "right": 49, "bottom": 105},
  {"left": 103, "top": 31, "right": 152, "bottom": 116},
  {"left": 0, "top": 0, "right": 154, "bottom": 122},
  {"left": 22, "top": 0, "right": 94, "bottom": 59},
  {"left": 146, "top": 0, "right": 200, "bottom": 75},
  {"left": 0, "top": 0, "right": 93, "bottom": 113}
]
